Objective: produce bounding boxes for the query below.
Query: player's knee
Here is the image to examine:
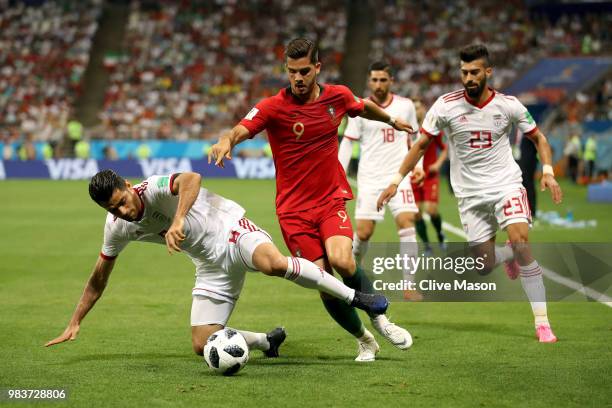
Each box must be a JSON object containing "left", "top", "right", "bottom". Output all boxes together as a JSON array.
[
  {"left": 252, "top": 244, "right": 287, "bottom": 277},
  {"left": 478, "top": 262, "right": 496, "bottom": 276},
  {"left": 475, "top": 253, "right": 496, "bottom": 275},
  {"left": 472, "top": 249, "right": 496, "bottom": 275},
  {"left": 192, "top": 339, "right": 205, "bottom": 356},
  {"left": 356, "top": 229, "right": 372, "bottom": 242},
  {"left": 508, "top": 231, "right": 529, "bottom": 244},
  {"left": 508, "top": 236, "right": 531, "bottom": 261},
  {"left": 192, "top": 325, "right": 220, "bottom": 356},
  {"left": 328, "top": 253, "right": 355, "bottom": 276},
  {"left": 267, "top": 255, "right": 289, "bottom": 277},
  {"left": 356, "top": 223, "right": 374, "bottom": 241}
]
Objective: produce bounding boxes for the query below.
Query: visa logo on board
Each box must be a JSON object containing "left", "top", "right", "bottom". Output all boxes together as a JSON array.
[
  {"left": 139, "top": 158, "right": 193, "bottom": 178},
  {"left": 45, "top": 159, "right": 99, "bottom": 180},
  {"left": 233, "top": 158, "right": 275, "bottom": 179}
]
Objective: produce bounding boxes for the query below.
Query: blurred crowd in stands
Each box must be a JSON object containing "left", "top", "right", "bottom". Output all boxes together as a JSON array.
[
  {"left": 99, "top": 0, "right": 345, "bottom": 140},
  {"left": 0, "top": 0, "right": 102, "bottom": 159},
  {"left": 558, "top": 77, "right": 612, "bottom": 124},
  {"left": 0, "top": 0, "right": 609, "bottom": 172},
  {"left": 369, "top": 0, "right": 610, "bottom": 105}
]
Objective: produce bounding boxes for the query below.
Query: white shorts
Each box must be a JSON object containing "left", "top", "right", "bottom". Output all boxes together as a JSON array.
[
  {"left": 191, "top": 295, "right": 235, "bottom": 326},
  {"left": 356, "top": 178, "right": 418, "bottom": 221},
  {"left": 191, "top": 217, "right": 273, "bottom": 307},
  {"left": 458, "top": 185, "right": 532, "bottom": 244}
]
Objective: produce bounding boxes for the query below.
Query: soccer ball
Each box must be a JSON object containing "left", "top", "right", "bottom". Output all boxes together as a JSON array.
[{"left": 203, "top": 328, "right": 249, "bottom": 376}]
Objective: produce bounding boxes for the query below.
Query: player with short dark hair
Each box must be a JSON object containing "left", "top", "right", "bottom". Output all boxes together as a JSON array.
[
  {"left": 338, "top": 61, "right": 425, "bottom": 301},
  {"left": 46, "top": 170, "right": 389, "bottom": 356},
  {"left": 209, "top": 38, "right": 414, "bottom": 361},
  {"left": 378, "top": 44, "right": 563, "bottom": 343}
]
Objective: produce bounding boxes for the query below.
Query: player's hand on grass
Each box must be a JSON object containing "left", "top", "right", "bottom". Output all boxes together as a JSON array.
[
  {"left": 377, "top": 184, "right": 398, "bottom": 211},
  {"left": 391, "top": 118, "right": 414, "bottom": 134},
  {"left": 208, "top": 139, "right": 232, "bottom": 168},
  {"left": 411, "top": 167, "right": 425, "bottom": 185},
  {"left": 541, "top": 174, "right": 563, "bottom": 204},
  {"left": 166, "top": 217, "right": 185, "bottom": 254},
  {"left": 45, "top": 324, "right": 80, "bottom": 347}
]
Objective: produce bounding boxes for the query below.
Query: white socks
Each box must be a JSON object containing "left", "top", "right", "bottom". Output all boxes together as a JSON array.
[
  {"left": 285, "top": 257, "right": 355, "bottom": 304},
  {"left": 398, "top": 227, "right": 418, "bottom": 282},
  {"left": 494, "top": 245, "right": 514, "bottom": 264},
  {"left": 352, "top": 232, "right": 369, "bottom": 266},
  {"left": 357, "top": 328, "right": 376, "bottom": 343},
  {"left": 237, "top": 330, "right": 269, "bottom": 351},
  {"left": 519, "top": 260, "right": 549, "bottom": 326}
]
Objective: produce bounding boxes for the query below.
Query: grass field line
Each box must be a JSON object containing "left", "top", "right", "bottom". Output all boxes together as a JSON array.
[
  {"left": 346, "top": 177, "right": 612, "bottom": 308},
  {"left": 427, "top": 215, "right": 612, "bottom": 308}
]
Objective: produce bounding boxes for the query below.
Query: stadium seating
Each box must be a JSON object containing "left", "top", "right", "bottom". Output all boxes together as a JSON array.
[
  {"left": 0, "top": 0, "right": 102, "bottom": 147},
  {"left": 99, "top": 0, "right": 346, "bottom": 140},
  {"left": 368, "top": 0, "right": 610, "bottom": 106},
  {"left": 0, "top": 0, "right": 609, "bottom": 174}
]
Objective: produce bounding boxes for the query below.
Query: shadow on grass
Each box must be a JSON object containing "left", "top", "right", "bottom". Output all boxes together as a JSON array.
[
  {"left": 53, "top": 351, "right": 404, "bottom": 369},
  {"left": 50, "top": 352, "right": 191, "bottom": 365},
  {"left": 250, "top": 354, "right": 405, "bottom": 366},
  {"left": 408, "top": 320, "right": 531, "bottom": 339}
]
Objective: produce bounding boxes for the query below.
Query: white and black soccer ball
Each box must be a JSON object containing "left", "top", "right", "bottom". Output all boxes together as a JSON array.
[{"left": 203, "top": 328, "right": 249, "bottom": 376}]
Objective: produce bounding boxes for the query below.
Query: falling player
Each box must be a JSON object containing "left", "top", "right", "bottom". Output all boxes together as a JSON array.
[
  {"left": 378, "top": 44, "right": 562, "bottom": 343},
  {"left": 45, "top": 170, "right": 389, "bottom": 356},
  {"left": 411, "top": 98, "right": 448, "bottom": 255},
  {"left": 209, "top": 38, "right": 413, "bottom": 361},
  {"left": 338, "top": 61, "right": 424, "bottom": 300}
]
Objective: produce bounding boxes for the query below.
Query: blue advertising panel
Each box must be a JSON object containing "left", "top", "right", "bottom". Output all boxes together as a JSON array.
[{"left": 0, "top": 158, "right": 276, "bottom": 180}]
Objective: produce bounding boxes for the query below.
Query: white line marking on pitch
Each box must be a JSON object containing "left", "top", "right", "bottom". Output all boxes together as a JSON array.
[{"left": 346, "top": 177, "right": 611, "bottom": 307}]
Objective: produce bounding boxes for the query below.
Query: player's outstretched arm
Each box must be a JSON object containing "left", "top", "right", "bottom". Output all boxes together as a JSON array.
[
  {"left": 527, "top": 130, "right": 563, "bottom": 204},
  {"left": 45, "top": 256, "right": 116, "bottom": 347},
  {"left": 165, "top": 172, "right": 202, "bottom": 254},
  {"left": 338, "top": 137, "right": 353, "bottom": 172},
  {"left": 377, "top": 134, "right": 432, "bottom": 210},
  {"left": 360, "top": 99, "right": 414, "bottom": 134},
  {"left": 208, "top": 125, "right": 251, "bottom": 168}
]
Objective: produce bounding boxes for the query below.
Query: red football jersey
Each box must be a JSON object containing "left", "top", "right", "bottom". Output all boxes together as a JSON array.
[
  {"left": 239, "top": 84, "right": 365, "bottom": 214},
  {"left": 423, "top": 133, "right": 446, "bottom": 178}
]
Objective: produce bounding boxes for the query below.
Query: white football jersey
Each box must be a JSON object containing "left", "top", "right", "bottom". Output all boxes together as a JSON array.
[
  {"left": 344, "top": 94, "right": 419, "bottom": 188},
  {"left": 101, "top": 174, "right": 246, "bottom": 269},
  {"left": 421, "top": 89, "right": 537, "bottom": 197}
]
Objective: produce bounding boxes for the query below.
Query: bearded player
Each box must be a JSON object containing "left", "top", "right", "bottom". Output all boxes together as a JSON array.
[
  {"left": 378, "top": 44, "right": 562, "bottom": 343},
  {"left": 210, "top": 39, "right": 413, "bottom": 361},
  {"left": 338, "top": 61, "right": 424, "bottom": 301}
]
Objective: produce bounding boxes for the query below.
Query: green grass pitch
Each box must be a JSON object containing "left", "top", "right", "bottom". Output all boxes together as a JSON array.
[{"left": 0, "top": 178, "right": 610, "bottom": 407}]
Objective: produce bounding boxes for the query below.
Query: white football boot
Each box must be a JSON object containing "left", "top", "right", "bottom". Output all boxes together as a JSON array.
[
  {"left": 371, "top": 315, "right": 413, "bottom": 350},
  {"left": 355, "top": 329, "right": 380, "bottom": 362}
]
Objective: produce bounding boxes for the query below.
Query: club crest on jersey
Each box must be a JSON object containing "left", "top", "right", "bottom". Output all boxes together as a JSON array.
[
  {"left": 327, "top": 105, "right": 336, "bottom": 120},
  {"left": 493, "top": 114, "right": 503, "bottom": 127}
]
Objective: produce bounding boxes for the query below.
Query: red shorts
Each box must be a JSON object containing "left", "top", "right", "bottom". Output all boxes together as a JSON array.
[
  {"left": 278, "top": 198, "right": 353, "bottom": 262},
  {"left": 412, "top": 176, "right": 440, "bottom": 203}
]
